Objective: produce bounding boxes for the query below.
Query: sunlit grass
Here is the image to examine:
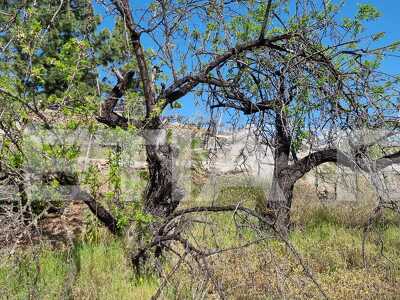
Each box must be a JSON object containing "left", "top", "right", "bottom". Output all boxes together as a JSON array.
[{"left": 0, "top": 240, "right": 157, "bottom": 300}]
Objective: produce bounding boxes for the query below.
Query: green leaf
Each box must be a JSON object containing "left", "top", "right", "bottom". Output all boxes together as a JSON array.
[
  {"left": 372, "top": 32, "right": 385, "bottom": 41},
  {"left": 357, "top": 4, "right": 380, "bottom": 21}
]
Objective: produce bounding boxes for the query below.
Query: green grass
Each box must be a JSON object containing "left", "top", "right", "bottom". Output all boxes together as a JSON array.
[
  {"left": 0, "top": 248, "right": 69, "bottom": 299},
  {"left": 0, "top": 240, "right": 157, "bottom": 300}
]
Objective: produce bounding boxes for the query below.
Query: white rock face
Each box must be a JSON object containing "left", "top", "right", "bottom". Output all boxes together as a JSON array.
[{"left": 205, "top": 128, "right": 274, "bottom": 178}]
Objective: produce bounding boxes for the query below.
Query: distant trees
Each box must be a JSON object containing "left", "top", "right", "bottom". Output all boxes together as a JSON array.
[
  {"left": 0, "top": 0, "right": 102, "bottom": 226},
  {"left": 0, "top": 0, "right": 144, "bottom": 233}
]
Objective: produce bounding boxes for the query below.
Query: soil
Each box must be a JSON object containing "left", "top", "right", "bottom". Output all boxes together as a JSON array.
[{"left": 37, "top": 201, "right": 88, "bottom": 247}]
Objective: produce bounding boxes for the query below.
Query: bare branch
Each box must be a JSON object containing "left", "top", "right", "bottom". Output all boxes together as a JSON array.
[
  {"left": 97, "top": 70, "right": 142, "bottom": 128},
  {"left": 162, "top": 33, "right": 293, "bottom": 106},
  {"left": 41, "top": 172, "right": 119, "bottom": 235},
  {"left": 259, "top": 0, "right": 273, "bottom": 40},
  {"left": 112, "top": 0, "right": 157, "bottom": 118},
  {"left": 285, "top": 148, "right": 400, "bottom": 183}
]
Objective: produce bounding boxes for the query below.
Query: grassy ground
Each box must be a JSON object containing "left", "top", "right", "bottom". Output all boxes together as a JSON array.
[
  {"left": 0, "top": 179, "right": 399, "bottom": 299},
  {"left": 180, "top": 208, "right": 400, "bottom": 299},
  {"left": 0, "top": 239, "right": 157, "bottom": 300}
]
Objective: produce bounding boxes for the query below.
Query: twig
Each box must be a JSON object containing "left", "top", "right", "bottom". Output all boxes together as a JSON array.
[{"left": 259, "top": 0, "right": 273, "bottom": 40}]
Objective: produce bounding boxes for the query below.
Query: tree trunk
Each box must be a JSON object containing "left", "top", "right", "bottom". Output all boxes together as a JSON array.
[
  {"left": 264, "top": 92, "right": 293, "bottom": 233},
  {"left": 265, "top": 175, "right": 294, "bottom": 233},
  {"left": 143, "top": 124, "right": 184, "bottom": 217},
  {"left": 131, "top": 124, "right": 184, "bottom": 273},
  {"left": 264, "top": 130, "right": 293, "bottom": 232}
]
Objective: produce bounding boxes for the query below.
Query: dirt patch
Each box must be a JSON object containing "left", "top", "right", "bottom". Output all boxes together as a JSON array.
[{"left": 38, "top": 201, "right": 88, "bottom": 247}]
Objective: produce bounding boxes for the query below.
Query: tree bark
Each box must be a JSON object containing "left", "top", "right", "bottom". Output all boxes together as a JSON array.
[
  {"left": 264, "top": 105, "right": 294, "bottom": 233},
  {"left": 262, "top": 74, "right": 295, "bottom": 233},
  {"left": 42, "top": 172, "right": 119, "bottom": 235},
  {"left": 142, "top": 120, "right": 184, "bottom": 217},
  {"left": 265, "top": 176, "right": 294, "bottom": 233}
]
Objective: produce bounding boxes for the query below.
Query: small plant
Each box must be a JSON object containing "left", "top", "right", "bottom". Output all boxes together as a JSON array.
[
  {"left": 82, "top": 164, "right": 101, "bottom": 197},
  {"left": 107, "top": 146, "right": 122, "bottom": 206}
]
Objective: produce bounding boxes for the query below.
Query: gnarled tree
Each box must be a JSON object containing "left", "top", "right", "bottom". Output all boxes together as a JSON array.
[{"left": 205, "top": 1, "right": 400, "bottom": 232}]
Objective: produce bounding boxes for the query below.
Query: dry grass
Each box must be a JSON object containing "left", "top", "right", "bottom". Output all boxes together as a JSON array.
[
  {"left": 1, "top": 179, "right": 399, "bottom": 299},
  {"left": 164, "top": 179, "right": 400, "bottom": 299}
]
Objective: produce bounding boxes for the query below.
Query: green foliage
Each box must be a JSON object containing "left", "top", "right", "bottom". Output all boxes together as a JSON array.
[
  {"left": 107, "top": 147, "right": 122, "bottom": 198},
  {"left": 217, "top": 184, "right": 266, "bottom": 208},
  {"left": 357, "top": 4, "right": 381, "bottom": 21},
  {"left": 171, "top": 101, "right": 182, "bottom": 109},
  {"left": 372, "top": 32, "right": 385, "bottom": 41},
  {"left": 1, "top": 2, "right": 98, "bottom": 104},
  {"left": 149, "top": 98, "right": 166, "bottom": 119},
  {"left": 166, "top": 128, "right": 173, "bottom": 145},
  {"left": 82, "top": 164, "right": 101, "bottom": 196},
  {"left": 291, "top": 129, "right": 310, "bottom": 153},
  {"left": 138, "top": 169, "right": 150, "bottom": 181},
  {"left": 115, "top": 210, "right": 130, "bottom": 231},
  {"left": 123, "top": 91, "right": 145, "bottom": 122},
  {"left": 8, "top": 152, "right": 24, "bottom": 169},
  {"left": 342, "top": 4, "right": 380, "bottom": 36},
  {"left": 41, "top": 143, "right": 80, "bottom": 161},
  {"left": 133, "top": 207, "right": 154, "bottom": 232},
  {"left": 0, "top": 0, "right": 146, "bottom": 231}
]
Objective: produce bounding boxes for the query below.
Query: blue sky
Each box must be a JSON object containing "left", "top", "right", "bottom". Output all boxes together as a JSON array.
[{"left": 93, "top": 0, "right": 400, "bottom": 123}]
